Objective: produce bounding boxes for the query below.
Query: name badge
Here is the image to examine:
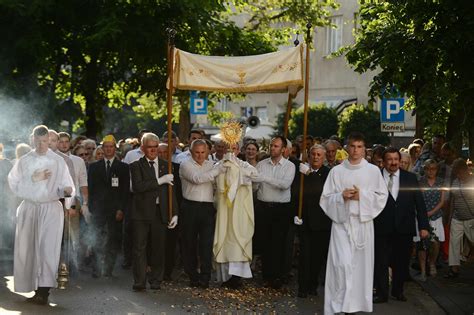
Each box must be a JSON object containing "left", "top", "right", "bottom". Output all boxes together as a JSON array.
[{"left": 111, "top": 176, "right": 119, "bottom": 187}]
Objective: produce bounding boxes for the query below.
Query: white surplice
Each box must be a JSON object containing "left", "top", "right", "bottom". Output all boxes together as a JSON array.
[
  {"left": 320, "top": 159, "right": 388, "bottom": 314},
  {"left": 8, "top": 149, "right": 74, "bottom": 292}
]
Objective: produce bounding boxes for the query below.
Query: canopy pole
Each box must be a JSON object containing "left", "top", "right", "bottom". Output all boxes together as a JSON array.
[
  {"left": 283, "top": 93, "right": 292, "bottom": 138},
  {"left": 298, "top": 23, "right": 312, "bottom": 219},
  {"left": 283, "top": 36, "right": 301, "bottom": 139},
  {"left": 166, "top": 27, "right": 176, "bottom": 222}
]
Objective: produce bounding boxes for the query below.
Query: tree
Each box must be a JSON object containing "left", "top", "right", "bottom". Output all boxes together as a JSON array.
[
  {"left": 0, "top": 0, "right": 276, "bottom": 139},
  {"left": 275, "top": 104, "right": 338, "bottom": 140},
  {"left": 338, "top": 104, "right": 389, "bottom": 147},
  {"left": 345, "top": 1, "right": 474, "bottom": 157}
]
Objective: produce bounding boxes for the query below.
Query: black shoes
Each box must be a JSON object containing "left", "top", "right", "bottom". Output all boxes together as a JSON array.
[
  {"left": 444, "top": 270, "right": 459, "bottom": 278},
  {"left": 391, "top": 294, "right": 407, "bottom": 302},
  {"left": 189, "top": 280, "right": 200, "bottom": 288},
  {"left": 149, "top": 282, "right": 161, "bottom": 290},
  {"left": 373, "top": 296, "right": 388, "bottom": 304},
  {"left": 199, "top": 281, "right": 209, "bottom": 289},
  {"left": 132, "top": 284, "right": 146, "bottom": 292},
  {"left": 26, "top": 295, "right": 48, "bottom": 305},
  {"left": 221, "top": 276, "right": 242, "bottom": 289}
]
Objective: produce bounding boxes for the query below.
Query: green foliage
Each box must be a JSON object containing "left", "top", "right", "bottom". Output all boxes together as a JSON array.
[
  {"left": 0, "top": 0, "right": 277, "bottom": 138},
  {"left": 338, "top": 104, "right": 389, "bottom": 147},
  {"left": 233, "top": 0, "right": 340, "bottom": 42},
  {"left": 276, "top": 103, "right": 338, "bottom": 140},
  {"left": 345, "top": 0, "right": 474, "bottom": 146}
]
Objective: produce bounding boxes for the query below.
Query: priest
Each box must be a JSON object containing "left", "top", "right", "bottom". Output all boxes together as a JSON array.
[
  {"left": 319, "top": 132, "right": 388, "bottom": 314},
  {"left": 8, "top": 125, "right": 74, "bottom": 305},
  {"left": 213, "top": 127, "right": 258, "bottom": 289}
]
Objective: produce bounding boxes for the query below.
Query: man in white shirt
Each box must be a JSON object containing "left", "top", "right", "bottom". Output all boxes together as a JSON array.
[
  {"left": 162, "top": 130, "right": 182, "bottom": 163},
  {"left": 122, "top": 129, "right": 151, "bottom": 165},
  {"left": 179, "top": 139, "right": 224, "bottom": 288},
  {"left": 174, "top": 129, "right": 204, "bottom": 164},
  {"left": 57, "top": 132, "right": 90, "bottom": 274},
  {"left": 253, "top": 136, "right": 295, "bottom": 289}
]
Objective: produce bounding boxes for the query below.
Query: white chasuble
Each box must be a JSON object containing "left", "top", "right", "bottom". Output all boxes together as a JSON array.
[
  {"left": 320, "top": 159, "right": 388, "bottom": 314},
  {"left": 213, "top": 156, "right": 257, "bottom": 281},
  {"left": 8, "top": 149, "right": 74, "bottom": 292}
]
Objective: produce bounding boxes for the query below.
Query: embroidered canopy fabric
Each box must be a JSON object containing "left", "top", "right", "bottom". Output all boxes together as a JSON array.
[{"left": 170, "top": 45, "right": 304, "bottom": 94}]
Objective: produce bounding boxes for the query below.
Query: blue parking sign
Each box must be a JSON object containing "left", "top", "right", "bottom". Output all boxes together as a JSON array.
[
  {"left": 190, "top": 91, "right": 208, "bottom": 115},
  {"left": 381, "top": 98, "right": 405, "bottom": 122}
]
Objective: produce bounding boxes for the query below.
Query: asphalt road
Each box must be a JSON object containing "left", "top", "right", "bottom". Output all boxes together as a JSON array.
[{"left": 0, "top": 254, "right": 445, "bottom": 315}]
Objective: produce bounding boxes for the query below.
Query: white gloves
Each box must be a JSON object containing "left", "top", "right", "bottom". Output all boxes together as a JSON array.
[
  {"left": 81, "top": 204, "right": 92, "bottom": 224},
  {"left": 57, "top": 186, "right": 73, "bottom": 198},
  {"left": 299, "top": 163, "right": 310, "bottom": 175},
  {"left": 168, "top": 215, "right": 178, "bottom": 229},
  {"left": 294, "top": 216, "right": 303, "bottom": 225},
  {"left": 210, "top": 163, "right": 226, "bottom": 177},
  {"left": 250, "top": 173, "right": 267, "bottom": 183},
  {"left": 158, "top": 174, "right": 174, "bottom": 186}
]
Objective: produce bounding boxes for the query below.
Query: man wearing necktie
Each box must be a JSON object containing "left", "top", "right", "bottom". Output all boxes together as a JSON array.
[
  {"left": 129, "top": 133, "right": 178, "bottom": 291},
  {"left": 88, "top": 135, "right": 130, "bottom": 278},
  {"left": 373, "top": 147, "right": 429, "bottom": 303}
]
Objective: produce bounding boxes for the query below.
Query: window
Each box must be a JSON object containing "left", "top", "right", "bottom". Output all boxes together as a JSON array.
[
  {"left": 326, "top": 16, "right": 343, "bottom": 55},
  {"left": 255, "top": 106, "right": 268, "bottom": 122}
]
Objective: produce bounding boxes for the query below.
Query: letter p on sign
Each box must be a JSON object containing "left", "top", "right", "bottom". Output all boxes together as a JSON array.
[{"left": 381, "top": 98, "right": 405, "bottom": 122}]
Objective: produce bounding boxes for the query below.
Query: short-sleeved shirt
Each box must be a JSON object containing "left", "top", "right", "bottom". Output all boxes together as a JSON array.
[
  {"left": 419, "top": 176, "right": 444, "bottom": 221},
  {"left": 451, "top": 176, "right": 474, "bottom": 221}
]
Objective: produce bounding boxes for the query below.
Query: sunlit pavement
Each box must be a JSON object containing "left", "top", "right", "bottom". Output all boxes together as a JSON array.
[{"left": 0, "top": 251, "right": 445, "bottom": 315}]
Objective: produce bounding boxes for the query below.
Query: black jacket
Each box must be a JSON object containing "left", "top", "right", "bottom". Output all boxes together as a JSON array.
[
  {"left": 300, "top": 166, "right": 332, "bottom": 231},
  {"left": 374, "top": 169, "right": 429, "bottom": 236},
  {"left": 129, "top": 157, "right": 178, "bottom": 223},
  {"left": 88, "top": 158, "right": 130, "bottom": 223}
]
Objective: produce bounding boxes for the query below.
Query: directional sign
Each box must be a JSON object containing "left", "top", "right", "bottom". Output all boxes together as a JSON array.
[
  {"left": 190, "top": 91, "right": 208, "bottom": 115},
  {"left": 380, "top": 98, "right": 405, "bottom": 132}
]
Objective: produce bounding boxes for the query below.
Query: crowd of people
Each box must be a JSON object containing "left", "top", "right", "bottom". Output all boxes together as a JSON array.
[{"left": 0, "top": 125, "right": 473, "bottom": 314}]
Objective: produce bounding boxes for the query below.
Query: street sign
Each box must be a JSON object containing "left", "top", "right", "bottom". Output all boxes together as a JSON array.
[
  {"left": 190, "top": 91, "right": 208, "bottom": 115},
  {"left": 380, "top": 98, "right": 405, "bottom": 132},
  {"left": 381, "top": 122, "right": 405, "bottom": 132}
]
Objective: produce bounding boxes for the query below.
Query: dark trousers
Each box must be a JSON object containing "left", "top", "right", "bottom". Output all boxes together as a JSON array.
[
  {"left": 122, "top": 196, "right": 134, "bottom": 265},
  {"left": 298, "top": 228, "right": 330, "bottom": 293},
  {"left": 164, "top": 227, "right": 179, "bottom": 278},
  {"left": 92, "top": 216, "right": 123, "bottom": 274},
  {"left": 258, "top": 201, "right": 291, "bottom": 281},
  {"left": 180, "top": 199, "right": 215, "bottom": 283},
  {"left": 374, "top": 233, "right": 413, "bottom": 299},
  {"left": 132, "top": 208, "right": 167, "bottom": 286}
]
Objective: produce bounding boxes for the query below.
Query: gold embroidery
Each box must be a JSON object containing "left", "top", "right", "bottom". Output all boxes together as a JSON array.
[{"left": 237, "top": 68, "right": 246, "bottom": 85}]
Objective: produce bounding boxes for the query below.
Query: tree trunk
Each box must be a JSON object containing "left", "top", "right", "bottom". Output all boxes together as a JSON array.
[
  {"left": 83, "top": 59, "right": 100, "bottom": 139},
  {"left": 446, "top": 106, "right": 464, "bottom": 154},
  {"left": 177, "top": 94, "right": 190, "bottom": 144},
  {"left": 469, "top": 123, "right": 474, "bottom": 161},
  {"left": 415, "top": 113, "right": 424, "bottom": 139}
]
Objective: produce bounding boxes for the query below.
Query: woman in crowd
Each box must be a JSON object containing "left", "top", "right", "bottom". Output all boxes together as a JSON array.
[
  {"left": 415, "top": 159, "right": 445, "bottom": 281},
  {"left": 408, "top": 143, "right": 422, "bottom": 171},
  {"left": 73, "top": 144, "right": 89, "bottom": 161},
  {"left": 446, "top": 158, "right": 474, "bottom": 278},
  {"left": 400, "top": 151, "right": 411, "bottom": 171},
  {"left": 91, "top": 145, "right": 104, "bottom": 162},
  {"left": 244, "top": 141, "right": 259, "bottom": 167}
]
